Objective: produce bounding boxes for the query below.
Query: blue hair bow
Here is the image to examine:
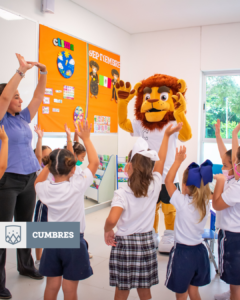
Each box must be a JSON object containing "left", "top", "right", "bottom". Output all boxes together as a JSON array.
[{"left": 186, "top": 159, "right": 213, "bottom": 189}]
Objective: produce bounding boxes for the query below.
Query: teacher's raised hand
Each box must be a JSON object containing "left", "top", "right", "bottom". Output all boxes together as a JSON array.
[{"left": 16, "top": 53, "right": 36, "bottom": 74}]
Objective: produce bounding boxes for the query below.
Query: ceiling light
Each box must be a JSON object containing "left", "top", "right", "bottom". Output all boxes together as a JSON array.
[{"left": 0, "top": 9, "right": 23, "bottom": 20}]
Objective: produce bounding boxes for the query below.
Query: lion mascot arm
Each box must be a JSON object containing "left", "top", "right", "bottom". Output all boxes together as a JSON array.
[
  {"left": 116, "top": 81, "right": 142, "bottom": 133},
  {"left": 172, "top": 79, "right": 192, "bottom": 142}
]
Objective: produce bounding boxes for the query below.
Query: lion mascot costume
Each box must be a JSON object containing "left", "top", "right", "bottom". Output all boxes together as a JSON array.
[{"left": 116, "top": 74, "right": 192, "bottom": 253}]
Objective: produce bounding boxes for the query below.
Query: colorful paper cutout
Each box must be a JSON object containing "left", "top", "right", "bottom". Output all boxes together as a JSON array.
[
  {"left": 52, "top": 108, "right": 60, "bottom": 112},
  {"left": 57, "top": 51, "right": 75, "bottom": 79},
  {"left": 54, "top": 99, "right": 62, "bottom": 103},
  {"left": 63, "top": 85, "right": 75, "bottom": 99},
  {"left": 45, "top": 88, "right": 53, "bottom": 95},
  {"left": 43, "top": 97, "right": 50, "bottom": 104},
  {"left": 42, "top": 107, "right": 49, "bottom": 114},
  {"left": 74, "top": 106, "right": 84, "bottom": 123},
  {"left": 99, "top": 75, "right": 111, "bottom": 88}
]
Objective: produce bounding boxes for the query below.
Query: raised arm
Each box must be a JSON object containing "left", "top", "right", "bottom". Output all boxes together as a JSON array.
[
  {"left": 232, "top": 123, "right": 240, "bottom": 180},
  {"left": 0, "top": 54, "right": 35, "bottom": 120},
  {"left": 74, "top": 120, "right": 99, "bottom": 175},
  {"left": 74, "top": 128, "right": 79, "bottom": 143},
  {"left": 116, "top": 81, "right": 142, "bottom": 133},
  {"left": 34, "top": 125, "right": 44, "bottom": 165},
  {"left": 34, "top": 166, "right": 50, "bottom": 187},
  {"left": 215, "top": 119, "right": 227, "bottom": 158},
  {"left": 153, "top": 122, "right": 183, "bottom": 175},
  {"left": 28, "top": 62, "right": 47, "bottom": 120},
  {"left": 64, "top": 124, "right": 74, "bottom": 154},
  {"left": 212, "top": 174, "right": 230, "bottom": 211},
  {"left": 165, "top": 146, "right": 187, "bottom": 197},
  {"left": 0, "top": 126, "right": 8, "bottom": 179}
]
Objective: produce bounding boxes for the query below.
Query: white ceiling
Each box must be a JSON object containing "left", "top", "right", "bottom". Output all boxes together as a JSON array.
[{"left": 71, "top": 0, "right": 240, "bottom": 34}]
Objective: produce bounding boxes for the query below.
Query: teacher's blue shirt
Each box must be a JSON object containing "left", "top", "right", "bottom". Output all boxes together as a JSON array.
[{"left": 0, "top": 108, "right": 40, "bottom": 175}]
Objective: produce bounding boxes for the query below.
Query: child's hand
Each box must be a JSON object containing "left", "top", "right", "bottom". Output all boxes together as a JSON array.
[
  {"left": 34, "top": 125, "right": 44, "bottom": 138},
  {"left": 104, "top": 230, "right": 116, "bottom": 247},
  {"left": 0, "top": 125, "right": 8, "bottom": 141},
  {"left": 74, "top": 120, "right": 92, "bottom": 141},
  {"left": 214, "top": 119, "right": 221, "bottom": 136},
  {"left": 175, "top": 146, "right": 187, "bottom": 163},
  {"left": 233, "top": 123, "right": 240, "bottom": 135},
  {"left": 64, "top": 123, "right": 71, "bottom": 137},
  {"left": 214, "top": 174, "right": 226, "bottom": 182},
  {"left": 165, "top": 122, "right": 183, "bottom": 137}
]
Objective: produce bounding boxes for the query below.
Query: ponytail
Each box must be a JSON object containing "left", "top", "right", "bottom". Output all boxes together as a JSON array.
[
  {"left": 183, "top": 169, "right": 211, "bottom": 222},
  {"left": 48, "top": 149, "right": 76, "bottom": 176}
]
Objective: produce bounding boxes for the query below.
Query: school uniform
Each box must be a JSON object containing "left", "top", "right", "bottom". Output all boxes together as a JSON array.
[
  {"left": 218, "top": 179, "right": 240, "bottom": 285},
  {"left": 215, "top": 177, "right": 235, "bottom": 229},
  {"left": 165, "top": 189, "right": 211, "bottom": 294},
  {"left": 35, "top": 168, "right": 94, "bottom": 281},
  {"left": 34, "top": 168, "right": 55, "bottom": 222},
  {"left": 109, "top": 172, "right": 162, "bottom": 290}
]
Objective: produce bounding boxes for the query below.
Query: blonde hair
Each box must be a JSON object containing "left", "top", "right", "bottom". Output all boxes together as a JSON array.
[{"left": 183, "top": 169, "right": 211, "bottom": 222}]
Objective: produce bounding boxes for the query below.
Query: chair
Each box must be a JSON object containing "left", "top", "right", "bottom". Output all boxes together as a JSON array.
[{"left": 202, "top": 207, "right": 218, "bottom": 274}]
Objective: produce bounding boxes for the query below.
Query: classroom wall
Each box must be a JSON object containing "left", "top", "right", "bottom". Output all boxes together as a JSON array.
[
  {"left": 0, "top": 0, "right": 131, "bottom": 155},
  {"left": 1, "top": 0, "right": 240, "bottom": 164},
  {"left": 124, "top": 22, "right": 240, "bottom": 181}
]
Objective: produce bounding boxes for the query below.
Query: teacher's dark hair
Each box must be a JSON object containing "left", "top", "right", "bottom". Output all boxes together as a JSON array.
[{"left": 0, "top": 84, "right": 7, "bottom": 96}]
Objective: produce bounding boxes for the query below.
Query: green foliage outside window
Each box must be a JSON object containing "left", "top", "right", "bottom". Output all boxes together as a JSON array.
[{"left": 205, "top": 75, "right": 240, "bottom": 139}]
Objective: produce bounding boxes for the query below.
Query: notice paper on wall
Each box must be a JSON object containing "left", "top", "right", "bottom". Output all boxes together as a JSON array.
[{"left": 94, "top": 115, "right": 110, "bottom": 133}]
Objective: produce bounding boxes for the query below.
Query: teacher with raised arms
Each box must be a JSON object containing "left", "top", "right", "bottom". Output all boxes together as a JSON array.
[{"left": 0, "top": 54, "right": 47, "bottom": 299}]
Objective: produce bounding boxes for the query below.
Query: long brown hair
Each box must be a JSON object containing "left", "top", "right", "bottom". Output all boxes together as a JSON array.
[
  {"left": 183, "top": 169, "right": 211, "bottom": 222},
  {"left": 127, "top": 150, "right": 155, "bottom": 198}
]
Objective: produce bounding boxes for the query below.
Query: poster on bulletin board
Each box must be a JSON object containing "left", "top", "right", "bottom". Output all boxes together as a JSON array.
[
  {"left": 38, "top": 25, "right": 87, "bottom": 132},
  {"left": 87, "top": 44, "right": 120, "bottom": 133},
  {"left": 38, "top": 25, "right": 120, "bottom": 133}
]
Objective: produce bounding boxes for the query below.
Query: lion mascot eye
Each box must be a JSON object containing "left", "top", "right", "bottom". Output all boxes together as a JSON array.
[
  {"left": 144, "top": 94, "right": 151, "bottom": 101},
  {"left": 160, "top": 92, "right": 169, "bottom": 101}
]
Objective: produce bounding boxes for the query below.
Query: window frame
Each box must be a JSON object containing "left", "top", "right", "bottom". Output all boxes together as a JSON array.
[{"left": 200, "top": 70, "right": 240, "bottom": 163}]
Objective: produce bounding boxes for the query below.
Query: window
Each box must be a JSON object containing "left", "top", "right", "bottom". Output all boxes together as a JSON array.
[{"left": 201, "top": 72, "right": 240, "bottom": 164}]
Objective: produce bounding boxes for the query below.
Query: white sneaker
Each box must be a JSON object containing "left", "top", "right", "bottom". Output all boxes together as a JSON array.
[
  {"left": 34, "top": 260, "right": 40, "bottom": 270},
  {"left": 158, "top": 230, "right": 174, "bottom": 254},
  {"left": 152, "top": 229, "right": 160, "bottom": 249},
  {"left": 88, "top": 252, "right": 93, "bottom": 259},
  {"left": 214, "top": 290, "right": 230, "bottom": 300}
]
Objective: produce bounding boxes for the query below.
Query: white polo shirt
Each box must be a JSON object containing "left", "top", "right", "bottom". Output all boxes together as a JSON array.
[
  {"left": 216, "top": 177, "right": 235, "bottom": 229},
  {"left": 111, "top": 172, "right": 162, "bottom": 236},
  {"left": 220, "top": 179, "right": 240, "bottom": 232},
  {"left": 75, "top": 165, "right": 83, "bottom": 175},
  {"left": 170, "top": 189, "right": 210, "bottom": 245},
  {"left": 131, "top": 119, "right": 179, "bottom": 183},
  {"left": 35, "top": 168, "right": 93, "bottom": 233}
]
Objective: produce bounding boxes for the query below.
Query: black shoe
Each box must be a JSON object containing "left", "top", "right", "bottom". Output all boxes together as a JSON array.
[
  {"left": 0, "top": 288, "right": 12, "bottom": 299},
  {"left": 19, "top": 269, "right": 44, "bottom": 280}
]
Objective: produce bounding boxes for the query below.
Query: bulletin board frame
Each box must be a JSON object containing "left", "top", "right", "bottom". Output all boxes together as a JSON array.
[{"left": 37, "top": 24, "right": 120, "bottom": 136}]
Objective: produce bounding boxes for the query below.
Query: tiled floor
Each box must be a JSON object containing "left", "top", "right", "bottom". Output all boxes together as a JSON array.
[{"left": 3, "top": 208, "right": 229, "bottom": 300}]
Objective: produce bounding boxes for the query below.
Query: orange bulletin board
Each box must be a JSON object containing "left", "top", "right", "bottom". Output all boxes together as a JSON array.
[
  {"left": 38, "top": 25, "right": 120, "bottom": 133},
  {"left": 88, "top": 45, "right": 120, "bottom": 133},
  {"left": 38, "top": 25, "right": 87, "bottom": 132}
]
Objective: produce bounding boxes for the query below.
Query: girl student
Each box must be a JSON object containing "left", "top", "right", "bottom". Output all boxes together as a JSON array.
[
  {"left": 64, "top": 123, "right": 87, "bottom": 175},
  {"left": 213, "top": 119, "right": 234, "bottom": 300},
  {"left": 64, "top": 123, "right": 93, "bottom": 259},
  {"left": 33, "top": 125, "right": 53, "bottom": 270},
  {"left": 212, "top": 123, "right": 240, "bottom": 300},
  {"left": 164, "top": 147, "right": 212, "bottom": 300},
  {"left": 104, "top": 122, "right": 183, "bottom": 300},
  {"left": 0, "top": 125, "right": 8, "bottom": 180},
  {"left": 34, "top": 120, "right": 99, "bottom": 300}
]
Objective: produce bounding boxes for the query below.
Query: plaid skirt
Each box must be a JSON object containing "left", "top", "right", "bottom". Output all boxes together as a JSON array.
[{"left": 109, "top": 231, "right": 159, "bottom": 290}]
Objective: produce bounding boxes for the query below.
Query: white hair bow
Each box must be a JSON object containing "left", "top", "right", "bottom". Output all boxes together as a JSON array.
[{"left": 131, "top": 137, "right": 159, "bottom": 161}]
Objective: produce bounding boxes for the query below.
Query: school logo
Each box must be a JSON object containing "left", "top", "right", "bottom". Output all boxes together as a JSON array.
[{"left": 5, "top": 225, "right": 21, "bottom": 245}]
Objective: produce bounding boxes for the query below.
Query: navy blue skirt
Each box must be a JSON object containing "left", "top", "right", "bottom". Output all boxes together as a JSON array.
[{"left": 39, "top": 233, "right": 93, "bottom": 281}]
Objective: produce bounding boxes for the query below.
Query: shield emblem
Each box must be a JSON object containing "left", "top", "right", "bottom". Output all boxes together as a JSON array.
[{"left": 5, "top": 225, "right": 21, "bottom": 245}]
